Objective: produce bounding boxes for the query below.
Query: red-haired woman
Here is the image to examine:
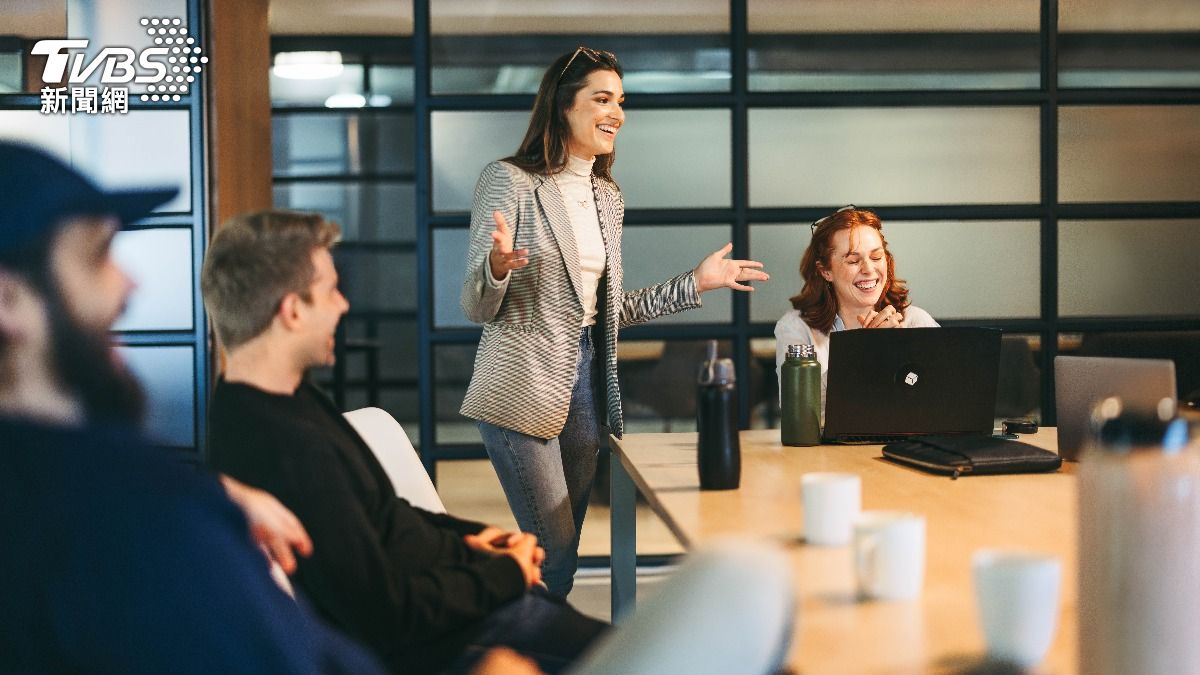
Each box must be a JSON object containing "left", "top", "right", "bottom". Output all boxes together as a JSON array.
[{"left": 774, "top": 207, "right": 938, "bottom": 408}]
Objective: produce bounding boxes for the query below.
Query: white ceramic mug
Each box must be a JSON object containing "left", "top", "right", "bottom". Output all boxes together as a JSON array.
[
  {"left": 801, "top": 472, "right": 861, "bottom": 546},
  {"left": 972, "top": 550, "right": 1061, "bottom": 668},
  {"left": 854, "top": 511, "right": 925, "bottom": 600}
]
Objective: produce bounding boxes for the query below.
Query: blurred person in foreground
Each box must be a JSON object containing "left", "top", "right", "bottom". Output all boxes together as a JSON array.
[{"left": 0, "top": 141, "right": 384, "bottom": 673}]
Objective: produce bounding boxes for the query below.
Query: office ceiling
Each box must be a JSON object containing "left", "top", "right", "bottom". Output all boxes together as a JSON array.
[
  {"left": 2, "top": 0, "right": 1198, "bottom": 38},
  {"left": 261, "top": 0, "right": 1200, "bottom": 35}
]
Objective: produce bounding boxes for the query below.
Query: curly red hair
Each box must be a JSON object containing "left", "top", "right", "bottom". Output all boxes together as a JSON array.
[{"left": 788, "top": 208, "right": 910, "bottom": 334}]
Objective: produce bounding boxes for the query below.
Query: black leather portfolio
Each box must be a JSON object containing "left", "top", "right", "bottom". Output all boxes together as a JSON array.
[{"left": 882, "top": 435, "right": 1062, "bottom": 478}]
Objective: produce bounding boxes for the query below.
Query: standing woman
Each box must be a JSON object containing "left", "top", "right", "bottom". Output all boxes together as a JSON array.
[
  {"left": 461, "top": 46, "right": 767, "bottom": 597},
  {"left": 774, "top": 206, "right": 938, "bottom": 410}
]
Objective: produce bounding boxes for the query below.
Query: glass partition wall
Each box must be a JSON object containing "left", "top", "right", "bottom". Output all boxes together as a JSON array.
[
  {"left": 0, "top": 0, "right": 209, "bottom": 454},
  {"left": 267, "top": 0, "right": 1200, "bottom": 480}
]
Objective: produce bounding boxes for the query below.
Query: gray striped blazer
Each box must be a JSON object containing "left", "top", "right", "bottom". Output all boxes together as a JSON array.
[{"left": 460, "top": 160, "right": 701, "bottom": 440}]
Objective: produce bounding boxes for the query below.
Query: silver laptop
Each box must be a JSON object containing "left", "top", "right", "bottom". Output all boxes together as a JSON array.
[{"left": 1054, "top": 355, "right": 1176, "bottom": 461}]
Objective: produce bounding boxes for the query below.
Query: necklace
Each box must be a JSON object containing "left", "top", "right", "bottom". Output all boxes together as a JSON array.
[{"left": 554, "top": 173, "right": 592, "bottom": 209}]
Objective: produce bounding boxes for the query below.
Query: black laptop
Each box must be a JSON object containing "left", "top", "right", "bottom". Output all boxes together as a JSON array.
[{"left": 822, "top": 327, "right": 1002, "bottom": 443}]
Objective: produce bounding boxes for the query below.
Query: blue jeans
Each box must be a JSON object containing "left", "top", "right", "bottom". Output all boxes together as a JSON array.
[
  {"left": 478, "top": 327, "right": 600, "bottom": 597},
  {"left": 440, "top": 587, "right": 609, "bottom": 674}
]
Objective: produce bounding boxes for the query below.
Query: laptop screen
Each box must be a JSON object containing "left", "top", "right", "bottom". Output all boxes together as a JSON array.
[{"left": 822, "top": 327, "right": 1002, "bottom": 442}]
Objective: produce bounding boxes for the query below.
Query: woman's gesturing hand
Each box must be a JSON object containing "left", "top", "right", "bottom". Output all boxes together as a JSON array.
[
  {"left": 488, "top": 210, "right": 529, "bottom": 281},
  {"left": 693, "top": 243, "right": 769, "bottom": 293}
]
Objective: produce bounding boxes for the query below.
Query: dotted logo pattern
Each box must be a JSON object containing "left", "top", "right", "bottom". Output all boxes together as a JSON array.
[{"left": 137, "top": 17, "right": 207, "bottom": 102}]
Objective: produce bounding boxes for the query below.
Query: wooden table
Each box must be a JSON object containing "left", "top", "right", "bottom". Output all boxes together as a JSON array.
[{"left": 608, "top": 429, "right": 1075, "bottom": 674}]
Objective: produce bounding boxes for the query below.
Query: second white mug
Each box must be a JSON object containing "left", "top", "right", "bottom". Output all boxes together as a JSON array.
[{"left": 854, "top": 510, "right": 926, "bottom": 601}]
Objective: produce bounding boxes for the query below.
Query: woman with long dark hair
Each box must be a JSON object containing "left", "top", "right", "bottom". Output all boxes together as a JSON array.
[
  {"left": 461, "top": 46, "right": 767, "bottom": 596},
  {"left": 774, "top": 206, "right": 938, "bottom": 409}
]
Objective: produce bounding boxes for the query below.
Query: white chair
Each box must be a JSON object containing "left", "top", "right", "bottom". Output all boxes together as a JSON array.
[
  {"left": 343, "top": 407, "right": 445, "bottom": 514},
  {"left": 570, "top": 538, "right": 795, "bottom": 675}
]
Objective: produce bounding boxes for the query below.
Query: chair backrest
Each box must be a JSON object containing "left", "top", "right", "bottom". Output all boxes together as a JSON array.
[{"left": 343, "top": 407, "right": 445, "bottom": 514}]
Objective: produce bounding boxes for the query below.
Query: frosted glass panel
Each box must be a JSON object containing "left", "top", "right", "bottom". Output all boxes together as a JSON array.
[
  {"left": 273, "top": 182, "right": 415, "bottom": 242},
  {"left": 0, "top": 52, "right": 21, "bottom": 93},
  {"left": 1060, "top": 219, "right": 1200, "bottom": 317},
  {"left": 69, "top": 110, "right": 192, "bottom": 212},
  {"left": 433, "top": 343, "right": 478, "bottom": 442},
  {"left": 112, "top": 228, "right": 192, "bottom": 331},
  {"left": 0, "top": 111, "right": 190, "bottom": 213},
  {"left": 748, "top": 1, "right": 1040, "bottom": 91},
  {"left": 885, "top": 220, "right": 1039, "bottom": 319},
  {"left": 274, "top": 113, "right": 414, "bottom": 177},
  {"left": 611, "top": 110, "right": 731, "bottom": 209},
  {"left": 429, "top": 2, "right": 729, "bottom": 94},
  {"left": 334, "top": 250, "right": 415, "bottom": 312},
  {"left": 432, "top": 110, "right": 731, "bottom": 212},
  {"left": 748, "top": 224, "right": 810, "bottom": 324},
  {"left": 433, "top": 228, "right": 472, "bottom": 327},
  {"left": 622, "top": 225, "right": 731, "bottom": 325},
  {"left": 1060, "top": 106, "right": 1200, "bottom": 203},
  {"left": 749, "top": 107, "right": 1040, "bottom": 206},
  {"left": 119, "top": 345, "right": 194, "bottom": 447},
  {"left": 430, "top": 111, "right": 528, "bottom": 213},
  {"left": 0, "top": 111, "right": 71, "bottom": 155},
  {"left": 749, "top": 1, "right": 1040, "bottom": 32},
  {"left": 1060, "top": 0, "right": 1200, "bottom": 31},
  {"left": 371, "top": 65, "right": 415, "bottom": 105},
  {"left": 749, "top": 220, "right": 1039, "bottom": 322}
]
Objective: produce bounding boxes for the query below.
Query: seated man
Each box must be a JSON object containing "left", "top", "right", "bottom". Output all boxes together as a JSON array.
[
  {"left": 0, "top": 142, "right": 383, "bottom": 673},
  {"left": 201, "top": 210, "right": 607, "bottom": 675}
]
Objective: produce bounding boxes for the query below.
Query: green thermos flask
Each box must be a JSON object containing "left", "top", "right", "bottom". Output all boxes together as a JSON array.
[{"left": 781, "top": 344, "right": 821, "bottom": 446}]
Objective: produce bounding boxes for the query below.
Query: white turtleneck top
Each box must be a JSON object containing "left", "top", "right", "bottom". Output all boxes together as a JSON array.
[{"left": 552, "top": 154, "right": 607, "bottom": 327}]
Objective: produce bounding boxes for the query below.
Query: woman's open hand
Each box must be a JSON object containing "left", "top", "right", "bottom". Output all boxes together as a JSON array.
[
  {"left": 693, "top": 243, "right": 769, "bottom": 293},
  {"left": 488, "top": 211, "right": 529, "bottom": 281}
]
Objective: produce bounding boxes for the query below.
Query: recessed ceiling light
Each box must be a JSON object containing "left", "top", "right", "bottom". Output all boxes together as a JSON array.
[{"left": 273, "top": 51, "right": 343, "bottom": 80}]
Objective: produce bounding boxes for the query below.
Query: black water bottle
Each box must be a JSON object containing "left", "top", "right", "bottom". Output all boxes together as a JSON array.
[{"left": 696, "top": 340, "right": 740, "bottom": 490}]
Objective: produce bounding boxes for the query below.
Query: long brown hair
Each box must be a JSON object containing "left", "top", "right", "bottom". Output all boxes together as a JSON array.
[
  {"left": 504, "top": 47, "right": 623, "bottom": 181},
  {"left": 789, "top": 208, "right": 910, "bottom": 333}
]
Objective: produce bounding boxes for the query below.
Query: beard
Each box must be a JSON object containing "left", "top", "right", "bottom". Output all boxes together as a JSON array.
[{"left": 45, "top": 288, "right": 146, "bottom": 426}]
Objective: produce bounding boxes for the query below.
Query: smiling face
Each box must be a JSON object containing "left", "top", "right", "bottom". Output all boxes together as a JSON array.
[
  {"left": 296, "top": 247, "right": 349, "bottom": 369},
  {"left": 563, "top": 69, "right": 624, "bottom": 160},
  {"left": 818, "top": 225, "right": 888, "bottom": 318}
]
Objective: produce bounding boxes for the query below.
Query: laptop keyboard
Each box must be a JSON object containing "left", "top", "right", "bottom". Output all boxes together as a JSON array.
[{"left": 833, "top": 435, "right": 911, "bottom": 445}]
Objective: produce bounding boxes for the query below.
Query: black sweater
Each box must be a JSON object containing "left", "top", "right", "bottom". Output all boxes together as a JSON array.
[{"left": 207, "top": 379, "right": 526, "bottom": 673}]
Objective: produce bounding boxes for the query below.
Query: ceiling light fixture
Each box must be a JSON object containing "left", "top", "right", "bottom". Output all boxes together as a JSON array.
[{"left": 273, "top": 51, "right": 343, "bottom": 80}]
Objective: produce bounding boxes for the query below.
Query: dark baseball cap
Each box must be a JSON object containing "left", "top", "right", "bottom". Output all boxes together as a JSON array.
[{"left": 0, "top": 141, "right": 178, "bottom": 257}]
